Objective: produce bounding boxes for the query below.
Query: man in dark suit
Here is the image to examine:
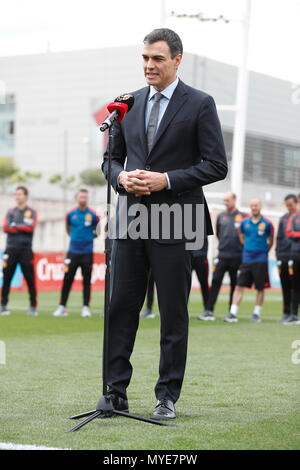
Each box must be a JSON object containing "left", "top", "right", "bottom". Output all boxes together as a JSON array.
[{"left": 102, "top": 28, "right": 227, "bottom": 420}]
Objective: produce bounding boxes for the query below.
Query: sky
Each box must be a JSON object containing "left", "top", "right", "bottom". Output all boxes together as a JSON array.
[{"left": 0, "top": 0, "right": 299, "bottom": 83}]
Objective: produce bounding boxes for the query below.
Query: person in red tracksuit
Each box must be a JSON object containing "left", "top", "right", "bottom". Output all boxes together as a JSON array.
[
  {"left": 286, "top": 210, "right": 300, "bottom": 324},
  {"left": 1, "top": 186, "right": 38, "bottom": 316},
  {"left": 276, "top": 194, "right": 298, "bottom": 323}
]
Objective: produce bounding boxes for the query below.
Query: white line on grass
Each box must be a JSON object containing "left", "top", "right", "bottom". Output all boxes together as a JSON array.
[{"left": 0, "top": 442, "right": 70, "bottom": 450}]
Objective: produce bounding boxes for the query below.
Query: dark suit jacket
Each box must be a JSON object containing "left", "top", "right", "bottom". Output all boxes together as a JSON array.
[{"left": 102, "top": 79, "right": 228, "bottom": 243}]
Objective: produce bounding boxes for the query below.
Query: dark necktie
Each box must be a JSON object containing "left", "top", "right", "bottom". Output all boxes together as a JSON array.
[{"left": 146, "top": 92, "right": 163, "bottom": 153}]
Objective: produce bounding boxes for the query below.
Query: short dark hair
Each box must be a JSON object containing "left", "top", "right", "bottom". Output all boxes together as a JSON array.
[
  {"left": 143, "top": 28, "right": 183, "bottom": 58},
  {"left": 284, "top": 193, "right": 297, "bottom": 203},
  {"left": 77, "top": 188, "right": 88, "bottom": 196},
  {"left": 15, "top": 185, "right": 28, "bottom": 196}
]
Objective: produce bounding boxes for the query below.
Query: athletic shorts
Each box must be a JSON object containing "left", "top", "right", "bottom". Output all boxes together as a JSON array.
[{"left": 237, "top": 262, "right": 270, "bottom": 290}]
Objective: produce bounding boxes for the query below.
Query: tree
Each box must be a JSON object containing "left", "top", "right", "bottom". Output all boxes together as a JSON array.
[
  {"left": 79, "top": 168, "right": 106, "bottom": 201},
  {"left": 10, "top": 170, "right": 42, "bottom": 186},
  {"left": 79, "top": 168, "right": 106, "bottom": 187},
  {"left": 48, "top": 169, "right": 106, "bottom": 201},
  {"left": 48, "top": 173, "right": 77, "bottom": 189},
  {"left": 0, "top": 159, "right": 43, "bottom": 193},
  {"left": 0, "top": 158, "right": 19, "bottom": 193}
]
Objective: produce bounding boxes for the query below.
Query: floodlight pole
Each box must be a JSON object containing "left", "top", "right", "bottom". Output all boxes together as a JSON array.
[
  {"left": 161, "top": 0, "right": 167, "bottom": 26},
  {"left": 230, "top": 0, "right": 252, "bottom": 206},
  {"left": 63, "top": 129, "right": 68, "bottom": 251}
]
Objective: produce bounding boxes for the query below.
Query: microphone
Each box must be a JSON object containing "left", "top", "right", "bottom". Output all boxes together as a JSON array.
[{"left": 100, "top": 93, "right": 135, "bottom": 132}]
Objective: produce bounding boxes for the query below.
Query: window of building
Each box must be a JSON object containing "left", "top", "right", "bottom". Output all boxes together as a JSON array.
[
  {"left": 0, "top": 94, "right": 16, "bottom": 154},
  {"left": 222, "top": 128, "right": 300, "bottom": 189}
]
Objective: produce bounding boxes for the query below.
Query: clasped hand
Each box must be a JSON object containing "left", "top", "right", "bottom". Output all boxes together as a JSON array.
[{"left": 119, "top": 169, "right": 167, "bottom": 196}]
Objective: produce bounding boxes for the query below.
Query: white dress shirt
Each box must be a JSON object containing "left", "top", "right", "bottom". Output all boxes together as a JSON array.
[
  {"left": 145, "top": 77, "right": 179, "bottom": 189},
  {"left": 118, "top": 77, "right": 179, "bottom": 190}
]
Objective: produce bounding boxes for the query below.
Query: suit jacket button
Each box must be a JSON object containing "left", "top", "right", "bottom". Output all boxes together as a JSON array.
[{"left": 145, "top": 165, "right": 151, "bottom": 170}]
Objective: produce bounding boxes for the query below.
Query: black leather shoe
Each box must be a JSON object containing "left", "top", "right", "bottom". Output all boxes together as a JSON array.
[
  {"left": 151, "top": 399, "right": 176, "bottom": 420},
  {"left": 110, "top": 393, "right": 129, "bottom": 413}
]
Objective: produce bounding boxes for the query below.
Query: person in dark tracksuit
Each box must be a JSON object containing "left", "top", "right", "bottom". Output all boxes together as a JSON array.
[
  {"left": 52, "top": 189, "right": 99, "bottom": 318},
  {"left": 198, "top": 192, "right": 246, "bottom": 321},
  {"left": 191, "top": 238, "right": 210, "bottom": 312},
  {"left": 286, "top": 208, "right": 300, "bottom": 325},
  {"left": 276, "top": 194, "right": 298, "bottom": 323},
  {"left": 1, "top": 186, "right": 38, "bottom": 316}
]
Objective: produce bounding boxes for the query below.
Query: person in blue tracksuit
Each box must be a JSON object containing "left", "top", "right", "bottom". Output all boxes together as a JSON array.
[
  {"left": 52, "top": 189, "right": 99, "bottom": 318},
  {"left": 225, "top": 199, "right": 274, "bottom": 323}
]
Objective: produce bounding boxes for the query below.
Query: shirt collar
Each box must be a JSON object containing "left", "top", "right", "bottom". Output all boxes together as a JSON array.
[
  {"left": 251, "top": 216, "right": 263, "bottom": 224},
  {"left": 148, "top": 77, "right": 179, "bottom": 101}
]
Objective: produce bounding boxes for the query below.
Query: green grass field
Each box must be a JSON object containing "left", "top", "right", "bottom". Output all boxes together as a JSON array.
[{"left": 0, "top": 290, "right": 299, "bottom": 450}]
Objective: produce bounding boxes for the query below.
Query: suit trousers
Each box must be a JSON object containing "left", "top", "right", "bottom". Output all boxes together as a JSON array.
[
  {"left": 107, "top": 237, "right": 192, "bottom": 403},
  {"left": 146, "top": 269, "right": 155, "bottom": 311}
]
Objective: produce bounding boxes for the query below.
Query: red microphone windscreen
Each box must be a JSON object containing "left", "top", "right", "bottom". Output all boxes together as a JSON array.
[{"left": 107, "top": 102, "right": 128, "bottom": 122}]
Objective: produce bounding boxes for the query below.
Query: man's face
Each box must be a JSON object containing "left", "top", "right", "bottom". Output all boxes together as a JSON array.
[
  {"left": 250, "top": 200, "right": 261, "bottom": 217},
  {"left": 142, "top": 41, "right": 182, "bottom": 91},
  {"left": 223, "top": 194, "right": 236, "bottom": 211},
  {"left": 77, "top": 191, "right": 88, "bottom": 207},
  {"left": 15, "top": 189, "right": 27, "bottom": 206},
  {"left": 285, "top": 198, "right": 297, "bottom": 214}
]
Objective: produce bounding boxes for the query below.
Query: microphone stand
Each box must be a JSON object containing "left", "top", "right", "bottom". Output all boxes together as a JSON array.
[{"left": 67, "top": 124, "right": 175, "bottom": 431}]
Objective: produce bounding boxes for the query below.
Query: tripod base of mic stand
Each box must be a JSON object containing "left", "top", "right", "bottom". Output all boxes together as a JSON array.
[{"left": 67, "top": 395, "right": 176, "bottom": 432}]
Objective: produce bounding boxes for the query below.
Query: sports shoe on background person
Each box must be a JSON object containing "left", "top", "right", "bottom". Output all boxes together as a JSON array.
[
  {"left": 81, "top": 306, "right": 92, "bottom": 318},
  {"left": 223, "top": 313, "right": 238, "bottom": 323},
  {"left": 0, "top": 305, "right": 10, "bottom": 316},
  {"left": 197, "top": 310, "right": 216, "bottom": 321},
  {"left": 251, "top": 313, "right": 261, "bottom": 323},
  {"left": 52, "top": 305, "right": 68, "bottom": 317},
  {"left": 279, "top": 314, "right": 290, "bottom": 324},
  {"left": 284, "top": 314, "right": 300, "bottom": 325},
  {"left": 140, "top": 308, "right": 155, "bottom": 319},
  {"left": 27, "top": 306, "right": 38, "bottom": 316}
]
